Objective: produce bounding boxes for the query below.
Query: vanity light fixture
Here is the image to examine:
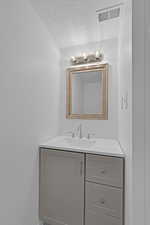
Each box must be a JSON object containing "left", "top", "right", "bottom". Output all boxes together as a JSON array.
[{"left": 70, "top": 50, "right": 104, "bottom": 65}]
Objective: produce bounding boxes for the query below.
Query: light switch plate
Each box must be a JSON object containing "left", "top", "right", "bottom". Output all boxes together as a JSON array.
[{"left": 121, "top": 93, "right": 128, "bottom": 110}]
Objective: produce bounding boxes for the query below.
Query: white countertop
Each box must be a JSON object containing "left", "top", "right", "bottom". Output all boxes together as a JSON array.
[{"left": 40, "top": 136, "right": 125, "bottom": 158}]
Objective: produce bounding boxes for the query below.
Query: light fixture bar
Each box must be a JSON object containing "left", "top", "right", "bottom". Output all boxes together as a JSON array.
[
  {"left": 70, "top": 50, "right": 104, "bottom": 65},
  {"left": 96, "top": 2, "right": 124, "bottom": 13}
]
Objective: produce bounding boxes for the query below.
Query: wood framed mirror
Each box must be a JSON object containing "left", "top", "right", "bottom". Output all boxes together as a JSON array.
[{"left": 66, "top": 63, "right": 108, "bottom": 120}]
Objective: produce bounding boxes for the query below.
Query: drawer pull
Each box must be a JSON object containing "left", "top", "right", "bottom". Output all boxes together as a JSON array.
[
  {"left": 101, "top": 169, "right": 106, "bottom": 174},
  {"left": 100, "top": 198, "right": 105, "bottom": 204},
  {"left": 80, "top": 161, "right": 83, "bottom": 176}
]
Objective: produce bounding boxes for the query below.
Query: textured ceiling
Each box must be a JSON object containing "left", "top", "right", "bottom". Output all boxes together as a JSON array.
[{"left": 29, "top": 0, "right": 121, "bottom": 48}]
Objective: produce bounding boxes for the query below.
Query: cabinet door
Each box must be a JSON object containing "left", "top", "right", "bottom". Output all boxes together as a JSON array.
[{"left": 39, "top": 149, "right": 84, "bottom": 225}]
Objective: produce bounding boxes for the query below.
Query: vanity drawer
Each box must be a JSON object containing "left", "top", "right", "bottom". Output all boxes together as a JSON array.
[
  {"left": 86, "top": 182, "right": 123, "bottom": 219},
  {"left": 86, "top": 154, "right": 124, "bottom": 187},
  {"left": 85, "top": 207, "right": 122, "bottom": 225}
]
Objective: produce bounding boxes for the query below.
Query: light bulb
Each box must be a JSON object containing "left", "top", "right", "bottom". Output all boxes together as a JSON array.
[
  {"left": 82, "top": 53, "right": 87, "bottom": 60},
  {"left": 96, "top": 50, "right": 100, "bottom": 58},
  {"left": 71, "top": 56, "right": 76, "bottom": 62}
]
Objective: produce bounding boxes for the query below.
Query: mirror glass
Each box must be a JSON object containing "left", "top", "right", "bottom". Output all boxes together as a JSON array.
[
  {"left": 72, "top": 71, "right": 102, "bottom": 114},
  {"left": 66, "top": 64, "right": 108, "bottom": 120}
]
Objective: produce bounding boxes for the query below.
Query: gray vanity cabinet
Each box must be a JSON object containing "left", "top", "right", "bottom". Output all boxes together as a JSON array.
[
  {"left": 39, "top": 149, "right": 84, "bottom": 225},
  {"left": 39, "top": 149, "right": 124, "bottom": 225}
]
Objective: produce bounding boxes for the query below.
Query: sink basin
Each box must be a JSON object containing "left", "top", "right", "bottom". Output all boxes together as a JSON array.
[{"left": 64, "top": 137, "right": 96, "bottom": 148}]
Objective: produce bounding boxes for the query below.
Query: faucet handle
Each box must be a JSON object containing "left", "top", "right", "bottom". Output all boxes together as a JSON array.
[
  {"left": 76, "top": 123, "right": 83, "bottom": 139},
  {"left": 87, "top": 133, "right": 95, "bottom": 139},
  {"left": 66, "top": 131, "right": 75, "bottom": 138}
]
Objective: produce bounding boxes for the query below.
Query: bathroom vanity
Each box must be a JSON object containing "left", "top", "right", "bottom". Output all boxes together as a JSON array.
[{"left": 39, "top": 136, "right": 125, "bottom": 225}]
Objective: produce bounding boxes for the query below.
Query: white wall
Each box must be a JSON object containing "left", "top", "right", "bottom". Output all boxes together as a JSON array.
[
  {"left": 59, "top": 40, "right": 119, "bottom": 138},
  {"left": 0, "top": 1, "right": 60, "bottom": 225},
  {"left": 145, "top": 1, "right": 150, "bottom": 224},
  {"left": 118, "top": 1, "right": 132, "bottom": 225}
]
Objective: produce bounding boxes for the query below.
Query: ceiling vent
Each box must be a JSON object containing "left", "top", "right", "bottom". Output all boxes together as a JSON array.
[{"left": 97, "top": 4, "right": 122, "bottom": 23}]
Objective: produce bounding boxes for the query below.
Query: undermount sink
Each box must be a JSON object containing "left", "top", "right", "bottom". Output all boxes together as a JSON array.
[
  {"left": 40, "top": 136, "right": 125, "bottom": 157},
  {"left": 64, "top": 137, "right": 96, "bottom": 148}
]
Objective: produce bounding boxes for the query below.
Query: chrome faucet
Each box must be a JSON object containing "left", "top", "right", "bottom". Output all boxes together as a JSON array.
[{"left": 77, "top": 124, "right": 83, "bottom": 139}]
